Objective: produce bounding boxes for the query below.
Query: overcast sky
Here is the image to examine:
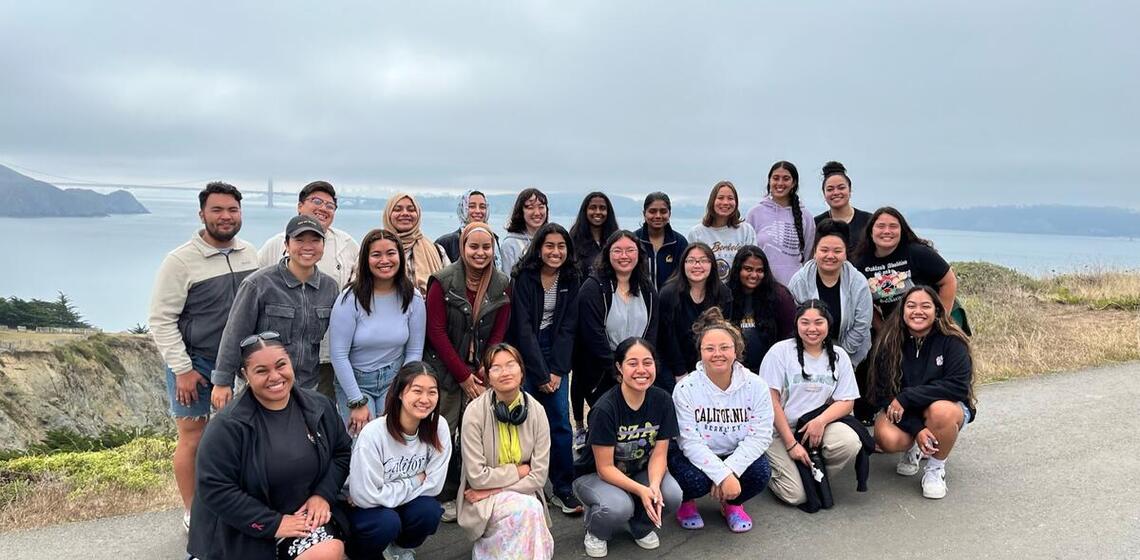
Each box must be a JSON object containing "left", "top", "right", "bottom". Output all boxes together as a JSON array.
[{"left": 1, "top": 1, "right": 1136, "bottom": 210}]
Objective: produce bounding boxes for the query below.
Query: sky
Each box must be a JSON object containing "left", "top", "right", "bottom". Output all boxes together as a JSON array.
[{"left": 1, "top": 1, "right": 1137, "bottom": 210}]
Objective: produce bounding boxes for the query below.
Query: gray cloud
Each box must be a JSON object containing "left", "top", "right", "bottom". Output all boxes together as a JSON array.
[{"left": 1, "top": 0, "right": 1136, "bottom": 210}]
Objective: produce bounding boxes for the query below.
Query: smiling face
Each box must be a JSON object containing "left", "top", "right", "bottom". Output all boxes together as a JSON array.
[
  {"left": 608, "top": 236, "right": 639, "bottom": 275},
  {"left": 643, "top": 199, "right": 670, "bottom": 231},
  {"left": 586, "top": 196, "right": 609, "bottom": 228},
  {"left": 463, "top": 229, "right": 495, "bottom": 270},
  {"left": 466, "top": 193, "right": 488, "bottom": 224},
  {"left": 368, "top": 238, "right": 401, "bottom": 283},
  {"left": 200, "top": 193, "right": 242, "bottom": 244},
  {"left": 243, "top": 345, "right": 294, "bottom": 408},
  {"left": 399, "top": 373, "right": 439, "bottom": 422},
  {"left": 768, "top": 166, "right": 796, "bottom": 202},
  {"left": 797, "top": 308, "right": 829, "bottom": 350},
  {"left": 389, "top": 197, "right": 419, "bottom": 233},
  {"left": 618, "top": 343, "right": 656, "bottom": 392},
  {"left": 298, "top": 190, "right": 336, "bottom": 230},
  {"left": 699, "top": 328, "right": 737, "bottom": 376},
  {"left": 286, "top": 231, "right": 325, "bottom": 268},
  {"left": 814, "top": 235, "right": 847, "bottom": 275},
  {"left": 823, "top": 175, "right": 851, "bottom": 211},
  {"left": 539, "top": 232, "right": 567, "bottom": 272},
  {"left": 713, "top": 186, "right": 737, "bottom": 219},
  {"left": 871, "top": 213, "right": 902, "bottom": 254},
  {"left": 903, "top": 290, "right": 937, "bottom": 337},
  {"left": 487, "top": 350, "right": 523, "bottom": 395},
  {"left": 523, "top": 195, "right": 548, "bottom": 232},
  {"left": 738, "top": 255, "right": 765, "bottom": 291},
  {"left": 683, "top": 247, "right": 712, "bottom": 285}
]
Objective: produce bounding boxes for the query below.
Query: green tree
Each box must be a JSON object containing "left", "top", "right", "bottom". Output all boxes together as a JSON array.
[{"left": 0, "top": 293, "right": 91, "bottom": 329}]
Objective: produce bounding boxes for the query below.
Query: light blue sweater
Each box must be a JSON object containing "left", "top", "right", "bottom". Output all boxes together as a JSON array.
[{"left": 329, "top": 289, "right": 426, "bottom": 401}]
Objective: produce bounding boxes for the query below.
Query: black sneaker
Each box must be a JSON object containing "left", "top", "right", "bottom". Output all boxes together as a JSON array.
[{"left": 550, "top": 492, "right": 584, "bottom": 515}]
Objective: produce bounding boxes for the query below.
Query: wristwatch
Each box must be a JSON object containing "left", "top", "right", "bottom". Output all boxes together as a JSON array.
[{"left": 346, "top": 396, "right": 369, "bottom": 409}]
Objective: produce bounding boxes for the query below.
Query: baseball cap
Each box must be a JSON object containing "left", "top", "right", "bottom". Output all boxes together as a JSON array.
[{"left": 286, "top": 214, "right": 326, "bottom": 239}]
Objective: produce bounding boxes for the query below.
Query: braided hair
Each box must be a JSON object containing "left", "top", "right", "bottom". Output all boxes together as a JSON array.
[
  {"left": 768, "top": 161, "right": 805, "bottom": 262},
  {"left": 793, "top": 299, "right": 839, "bottom": 381}
]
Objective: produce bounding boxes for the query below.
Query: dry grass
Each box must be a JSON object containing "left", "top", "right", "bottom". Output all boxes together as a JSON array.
[
  {"left": 953, "top": 262, "right": 1140, "bottom": 383},
  {"left": 0, "top": 477, "right": 179, "bottom": 531}
]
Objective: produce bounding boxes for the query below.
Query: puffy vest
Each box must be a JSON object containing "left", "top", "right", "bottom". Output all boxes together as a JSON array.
[{"left": 424, "top": 262, "right": 511, "bottom": 390}]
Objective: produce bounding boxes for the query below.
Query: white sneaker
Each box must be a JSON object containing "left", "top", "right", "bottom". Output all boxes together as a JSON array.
[
  {"left": 922, "top": 465, "right": 947, "bottom": 499},
  {"left": 896, "top": 443, "right": 923, "bottom": 476},
  {"left": 383, "top": 544, "right": 416, "bottom": 560},
  {"left": 573, "top": 427, "right": 588, "bottom": 450},
  {"left": 440, "top": 500, "right": 457, "bottom": 523},
  {"left": 583, "top": 532, "right": 608, "bottom": 558},
  {"left": 634, "top": 530, "right": 660, "bottom": 550}
]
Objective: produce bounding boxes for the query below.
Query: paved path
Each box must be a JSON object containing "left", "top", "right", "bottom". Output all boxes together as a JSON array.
[{"left": 3, "top": 364, "right": 1139, "bottom": 559}]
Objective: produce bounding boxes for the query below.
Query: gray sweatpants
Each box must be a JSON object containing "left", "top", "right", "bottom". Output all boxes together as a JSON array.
[{"left": 572, "top": 471, "right": 683, "bottom": 540}]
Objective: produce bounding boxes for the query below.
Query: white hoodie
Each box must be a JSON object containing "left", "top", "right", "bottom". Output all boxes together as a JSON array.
[
  {"left": 672, "top": 361, "right": 774, "bottom": 484},
  {"left": 348, "top": 416, "right": 452, "bottom": 508}
]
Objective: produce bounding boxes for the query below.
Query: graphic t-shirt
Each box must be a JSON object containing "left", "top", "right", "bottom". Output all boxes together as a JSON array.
[
  {"left": 577, "top": 385, "right": 679, "bottom": 475},
  {"left": 855, "top": 243, "right": 950, "bottom": 319},
  {"left": 759, "top": 339, "right": 859, "bottom": 426},
  {"left": 687, "top": 223, "right": 757, "bottom": 282}
]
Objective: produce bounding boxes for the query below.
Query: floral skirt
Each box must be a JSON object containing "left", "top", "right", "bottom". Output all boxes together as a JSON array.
[{"left": 472, "top": 491, "right": 553, "bottom": 560}]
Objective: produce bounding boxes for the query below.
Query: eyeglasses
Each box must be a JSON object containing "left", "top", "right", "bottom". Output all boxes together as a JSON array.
[
  {"left": 609, "top": 248, "right": 638, "bottom": 257},
  {"left": 240, "top": 331, "right": 280, "bottom": 348},
  {"left": 488, "top": 361, "right": 522, "bottom": 376},
  {"left": 685, "top": 258, "right": 711, "bottom": 265},
  {"left": 701, "top": 344, "right": 734, "bottom": 354},
  {"left": 306, "top": 197, "right": 337, "bottom": 211}
]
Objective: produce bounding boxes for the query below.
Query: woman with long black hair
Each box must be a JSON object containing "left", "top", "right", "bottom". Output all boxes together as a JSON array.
[
  {"left": 657, "top": 242, "right": 732, "bottom": 390},
  {"left": 745, "top": 161, "right": 816, "bottom": 286},
  {"left": 725, "top": 246, "right": 795, "bottom": 373},
  {"left": 569, "top": 192, "right": 619, "bottom": 280},
  {"left": 508, "top": 222, "right": 583, "bottom": 514}
]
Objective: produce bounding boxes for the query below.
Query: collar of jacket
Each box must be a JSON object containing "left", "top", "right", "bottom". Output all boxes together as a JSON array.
[
  {"left": 191, "top": 229, "right": 248, "bottom": 258},
  {"left": 228, "top": 384, "right": 327, "bottom": 428},
  {"left": 635, "top": 223, "right": 680, "bottom": 246},
  {"left": 275, "top": 257, "right": 324, "bottom": 289}
]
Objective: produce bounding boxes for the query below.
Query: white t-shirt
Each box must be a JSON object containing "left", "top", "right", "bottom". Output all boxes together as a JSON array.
[{"left": 759, "top": 338, "right": 859, "bottom": 426}]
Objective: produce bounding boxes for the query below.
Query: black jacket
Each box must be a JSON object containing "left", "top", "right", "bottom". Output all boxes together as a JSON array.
[
  {"left": 508, "top": 267, "right": 581, "bottom": 386},
  {"left": 572, "top": 274, "right": 659, "bottom": 403},
  {"left": 872, "top": 329, "right": 976, "bottom": 437},
  {"left": 656, "top": 280, "right": 732, "bottom": 391},
  {"left": 793, "top": 404, "right": 875, "bottom": 513},
  {"left": 188, "top": 387, "right": 353, "bottom": 560},
  {"left": 436, "top": 228, "right": 463, "bottom": 263},
  {"left": 635, "top": 224, "right": 688, "bottom": 291}
]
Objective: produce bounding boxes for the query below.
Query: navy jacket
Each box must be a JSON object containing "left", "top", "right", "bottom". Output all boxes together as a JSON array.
[
  {"left": 635, "top": 224, "right": 688, "bottom": 291},
  {"left": 508, "top": 266, "right": 581, "bottom": 386},
  {"left": 188, "top": 387, "right": 352, "bottom": 560}
]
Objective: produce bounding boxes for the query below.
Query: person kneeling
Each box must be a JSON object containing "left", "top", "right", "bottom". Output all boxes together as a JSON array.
[
  {"left": 869, "top": 286, "right": 976, "bottom": 499},
  {"left": 346, "top": 362, "right": 452, "bottom": 560},
  {"left": 188, "top": 333, "right": 352, "bottom": 560},
  {"left": 669, "top": 308, "right": 774, "bottom": 533},
  {"left": 458, "top": 343, "right": 554, "bottom": 559}
]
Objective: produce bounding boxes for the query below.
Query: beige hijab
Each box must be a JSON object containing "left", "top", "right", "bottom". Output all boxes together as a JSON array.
[
  {"left": 383, "top": 193, "right": 444, "bottom": 293},
  {"left": 459, "top": 222, "right": 496, "bottom": 339}
]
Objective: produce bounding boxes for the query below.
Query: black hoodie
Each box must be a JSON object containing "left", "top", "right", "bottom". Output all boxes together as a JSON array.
[
  {"left": 872, "top": 329, "right": 976, "bottom": 437},
  {"left": 572, "top": 274, "right": 659, "bottom": 404}
]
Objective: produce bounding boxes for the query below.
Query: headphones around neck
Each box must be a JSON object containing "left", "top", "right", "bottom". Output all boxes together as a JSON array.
[{"left": 492, "top": 392, "right": 529, "bottom": 426}]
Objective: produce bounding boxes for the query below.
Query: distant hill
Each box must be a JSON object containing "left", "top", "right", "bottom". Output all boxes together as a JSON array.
[
  {"left": 0, "top": 165, "right": 148, "bottom": 217},
  {"left": 908, "top": 205, "right": 1140, "bottom": 238},
  {"left": 343, "top": 191, "right": 705, "bottom": 219}
]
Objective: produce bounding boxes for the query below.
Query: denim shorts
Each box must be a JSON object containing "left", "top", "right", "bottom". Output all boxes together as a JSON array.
[
  {"left": 165, "top": 355, "right": 215, "bottom": 419},
  {"left": 958, "top": 401, "right": 972, "bottom": 430}
]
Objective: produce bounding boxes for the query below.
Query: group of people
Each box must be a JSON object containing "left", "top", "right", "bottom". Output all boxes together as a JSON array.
[{"left": 149, "top": 160, "right": 976, "bottom": 560}]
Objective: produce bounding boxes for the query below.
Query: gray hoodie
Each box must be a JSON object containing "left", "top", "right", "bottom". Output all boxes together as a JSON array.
[
  {"left": 498, "top": 231, "right": 531, "bottom": 274},
  {"left": 786, "top": 260, "right": 873, "bottom": 367}
]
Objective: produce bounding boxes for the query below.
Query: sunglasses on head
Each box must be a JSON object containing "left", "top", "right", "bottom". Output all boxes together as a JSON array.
[{"left": 239, "top": 331, "right": 280, "bottom": 348}]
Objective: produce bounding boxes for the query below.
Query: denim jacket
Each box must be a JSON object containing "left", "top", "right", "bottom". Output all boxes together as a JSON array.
[{"left": 212, "top": 258, "right": 339, "bottom": 388}]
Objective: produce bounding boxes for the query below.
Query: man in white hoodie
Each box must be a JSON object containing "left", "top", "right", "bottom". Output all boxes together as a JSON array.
[{"left": 667, "top": 309, "right": 774, "bottom": 534}]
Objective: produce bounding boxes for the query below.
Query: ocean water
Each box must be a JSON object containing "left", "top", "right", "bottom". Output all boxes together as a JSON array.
[{"left": 4, "top": 191, "right": 1138, "bottom": 331}]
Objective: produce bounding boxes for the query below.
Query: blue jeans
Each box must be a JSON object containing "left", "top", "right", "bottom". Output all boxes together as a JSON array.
[
  {"left": 668, "top": 442, "right": 772, "bottom": 506},
  {"left": 348, "top": 495, "right": 442, "bottom": 557},
  {"left": 524, "top": 327, "right": 574, "bottom": 498},
  {"left": 334, "top": 360, "right": 400, "bottom": 427},
  {"left": 164, "top": 355, "right": 214, "bottom": 419}
]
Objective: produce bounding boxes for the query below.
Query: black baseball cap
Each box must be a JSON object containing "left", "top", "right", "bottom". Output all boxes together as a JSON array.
[{"left": 286, "top": 214, "right": 326, "bottom": 239}]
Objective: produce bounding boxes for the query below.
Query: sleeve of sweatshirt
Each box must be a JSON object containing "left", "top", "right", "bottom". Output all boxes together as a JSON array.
[
  {"left": 148, "top": 253, "right": 193, "bottom": 374},
  {"left": 896, "top": 337, "right": 973, "bottom": 415},
  {"left": 211, "top": 278, "right": 261, "bottom": 386},
  {"left": 844, "top": 269, "right": 874, "bottom": 367},
  {"left": 419, "top": 419, "right": 453, "bottom": 498},
  {"left": 723, "top": 376, "right": 775, "bottom": 478},
  {"left": 404, "top": 292, "right": 427, "bottom": 363},
  {"left": 801, "top": 214, "right": 816, "bottom": 264},
  {"left": 672, "top": 381, "right": 732, "bottom": 485},
  {"left": 329, "top": 293, "right": 362, "bottom": 402}
]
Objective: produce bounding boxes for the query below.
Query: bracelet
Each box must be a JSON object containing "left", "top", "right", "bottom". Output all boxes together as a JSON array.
[
  {"left": 346, "top": 395, "right": 369, "bottom": 409},
  {"left": 786, "top": 441, "right": 800, "bottom": 452}
]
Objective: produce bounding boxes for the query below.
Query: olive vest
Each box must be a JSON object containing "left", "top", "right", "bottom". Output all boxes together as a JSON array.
[{"left": 424, "top": 261, "right": 511, "bottom": 390}]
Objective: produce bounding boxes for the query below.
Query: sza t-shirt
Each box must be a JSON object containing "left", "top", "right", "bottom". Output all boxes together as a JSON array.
[{"left": 577, "top": 385, "right": 679, "bottom": 475}]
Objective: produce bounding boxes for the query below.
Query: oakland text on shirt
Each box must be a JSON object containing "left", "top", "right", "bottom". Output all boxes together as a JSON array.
[
  {"left": 693, "top": 406, "right": 748, "bottom": 425},
  {"left": 382, "top": 453, "right": 429, "bottom": 480}
]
